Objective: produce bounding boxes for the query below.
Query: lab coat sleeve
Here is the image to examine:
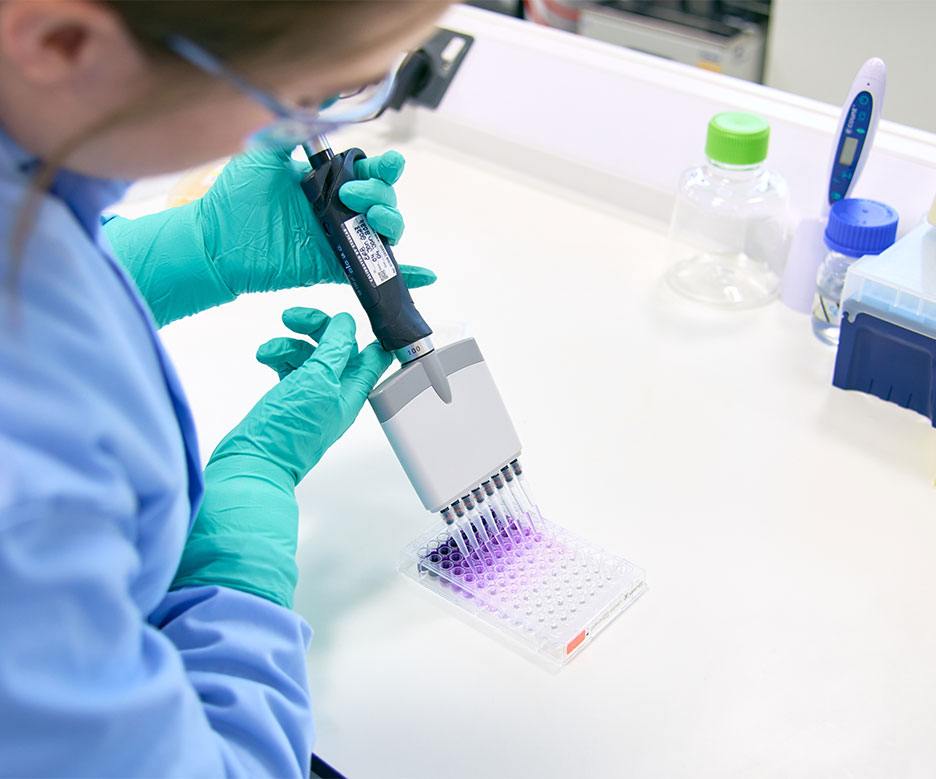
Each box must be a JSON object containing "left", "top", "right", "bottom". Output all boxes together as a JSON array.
[
  {"left": 0, "top": 494, "right": 313, "bottom": 778},
  {"left": 0, "top": 198, "right": 314, "bottom": 777},
  {"left": 150, "top": 586, "right": 316, "bottom": 776}
]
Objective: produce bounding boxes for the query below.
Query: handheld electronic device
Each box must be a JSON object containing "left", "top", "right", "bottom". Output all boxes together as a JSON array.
[
  {"left": 825, "top": 57, "right": 886, "bottom": 211},
  {"left": 781, "top": 57, "right": 887, "bottom": 313}
]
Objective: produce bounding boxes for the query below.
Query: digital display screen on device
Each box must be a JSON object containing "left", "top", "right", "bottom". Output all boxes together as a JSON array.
[{"left": 839, "top": 136, "right": 859, "bottom": 167}]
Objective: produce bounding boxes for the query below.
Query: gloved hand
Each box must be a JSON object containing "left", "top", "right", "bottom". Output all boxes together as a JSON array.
[
  {"left": 255, "top": 308, "right": 346, "bottom": 379},
  {"left": 104, "top": 148, "right": 435, "bottom": 328},
  {"left": 171, "top": 308, "right": 392, "bottom": 608}
]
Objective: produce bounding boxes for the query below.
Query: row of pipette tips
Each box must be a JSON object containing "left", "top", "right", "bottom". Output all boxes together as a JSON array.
[{"left": 437, "top": 459, "right": 544, "bottom": 563}]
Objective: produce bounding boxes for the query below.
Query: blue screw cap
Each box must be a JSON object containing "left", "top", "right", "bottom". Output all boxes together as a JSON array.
[{"left": 824, "top": 198, "right": 899, "bottom": 257}]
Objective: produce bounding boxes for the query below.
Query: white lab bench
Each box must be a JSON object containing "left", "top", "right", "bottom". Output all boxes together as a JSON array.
[{"left": 116, "top": 8, "right": 936, "bottom": 778}]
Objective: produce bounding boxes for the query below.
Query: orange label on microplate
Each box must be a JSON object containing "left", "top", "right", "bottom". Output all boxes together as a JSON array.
[{"left": 566, "top": 630, "right": 587, "bottom": 655}]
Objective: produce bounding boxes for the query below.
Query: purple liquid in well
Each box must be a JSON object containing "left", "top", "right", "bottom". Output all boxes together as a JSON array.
[{"left": 420, "top": 517, "right": 583, "bottom": 627}]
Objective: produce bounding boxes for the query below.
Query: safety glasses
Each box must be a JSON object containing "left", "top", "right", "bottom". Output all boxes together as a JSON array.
[{"left": 165, "top": 35, "right": 402, "bottom": 149}]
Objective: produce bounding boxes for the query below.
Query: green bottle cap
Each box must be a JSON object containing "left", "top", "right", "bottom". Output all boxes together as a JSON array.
[{"left": 705, "top": 112, "right": 770, "bottom": 165}]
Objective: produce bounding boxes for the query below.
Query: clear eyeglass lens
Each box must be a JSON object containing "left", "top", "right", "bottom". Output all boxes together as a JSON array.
[
  {"left": 317, "top": 78, "right": 394, "bottom": 124},
  {"left": 245, "top": 53, "right": 405, "bottom": 149}
]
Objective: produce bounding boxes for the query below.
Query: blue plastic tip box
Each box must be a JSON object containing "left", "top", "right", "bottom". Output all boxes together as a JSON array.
[{"left": 834, "top": 219, "right": 936, "bottom": 424}]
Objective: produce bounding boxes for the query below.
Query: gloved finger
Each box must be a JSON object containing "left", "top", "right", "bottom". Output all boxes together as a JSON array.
[
  {"left": 354, "top": 150, "right": 405, "bottom": 185},
  {"left": 256, "top": 337, "right": 316, "bottom": 379},
  {"left": 281, "top": 307, "right": 332, "bottom": 344},
  {"left": 399, "top": 265, "right": 437, "bottom": 288},
  {"left": 340, "top": 341, "right": 394, "bottom": 408},
  {"left": 301, "top": 312, "right": 358, "bottom": 377},
  {"left": 283, "top": 307, "right": 360, "bottom": 360},
  {"left": 365, "top": 204, "right": 404, "bottom": 245},
  {"left": 338, "top": 178, "right": 397, "bottom": 212}
]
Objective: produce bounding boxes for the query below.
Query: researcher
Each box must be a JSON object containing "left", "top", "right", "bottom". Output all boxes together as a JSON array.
[{"left": 0, "top": 1, "right": 448, "bottom": 776}]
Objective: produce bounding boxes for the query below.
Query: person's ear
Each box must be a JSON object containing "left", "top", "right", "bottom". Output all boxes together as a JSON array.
[{"left": 0, "top": 0, "right": 133, "bottom": 85}]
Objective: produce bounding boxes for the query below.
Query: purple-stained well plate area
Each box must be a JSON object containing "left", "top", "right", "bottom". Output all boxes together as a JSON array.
[{"left": 405, "top": 515, "right": 647, "bottom": 663}]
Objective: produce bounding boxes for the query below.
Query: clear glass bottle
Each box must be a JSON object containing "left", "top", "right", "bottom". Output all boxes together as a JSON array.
[
  {"left": 811, "top": 248, "right": 856, "bottom": 345},
  {"left": 666, "top": 112, "right": 790, "bottom": 308},
  {"left": 811, "top": 198, "right": 899, "bottom": 345}
]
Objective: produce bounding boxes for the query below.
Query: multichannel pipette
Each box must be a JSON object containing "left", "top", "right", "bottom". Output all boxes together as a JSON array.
[{"left": 302, "top": 136, "right": 540, "bottom": 529}]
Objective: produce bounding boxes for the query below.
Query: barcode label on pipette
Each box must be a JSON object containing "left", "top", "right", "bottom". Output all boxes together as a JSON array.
[{"left": 342, "top": 214, "right": 397, "bottom": 287}]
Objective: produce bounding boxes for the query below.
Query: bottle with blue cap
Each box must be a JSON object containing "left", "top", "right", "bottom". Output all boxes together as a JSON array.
[{"left": 811, "top": 198, "right": 899, "bottom": 345}]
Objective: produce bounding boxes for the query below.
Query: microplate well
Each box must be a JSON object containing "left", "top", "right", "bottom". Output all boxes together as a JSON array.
[{"left": 399, "top": 516, "right": 647, "bottom": 668}]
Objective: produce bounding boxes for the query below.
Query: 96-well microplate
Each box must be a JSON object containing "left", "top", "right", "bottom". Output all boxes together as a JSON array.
[{"left": 399, "top": 517, "right": 646, "bottom": 667}]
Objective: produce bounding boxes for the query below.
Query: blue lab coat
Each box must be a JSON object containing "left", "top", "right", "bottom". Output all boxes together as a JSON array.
[{"left": 0, "top": 129, "right": 314, "bottom": 777}]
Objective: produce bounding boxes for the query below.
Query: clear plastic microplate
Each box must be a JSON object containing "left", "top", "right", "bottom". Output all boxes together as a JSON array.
[{"left": 399, "top": 516, "right": 647, "bottom": 668}]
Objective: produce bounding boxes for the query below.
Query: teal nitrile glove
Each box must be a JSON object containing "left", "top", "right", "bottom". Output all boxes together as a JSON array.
[
  {"left": 256, "top": 307, "right": 353, "bottom": 379},
  {"left": 104, "top": 148, "right": 429, "bottom": 328},
  {"left": 337, "top": 152, "right": 406, "bottom": 245},
  {"left": 171, "top": 309, "right": 392, "bottom": 608}
]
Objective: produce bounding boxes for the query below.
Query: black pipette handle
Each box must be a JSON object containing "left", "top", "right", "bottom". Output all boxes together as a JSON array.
[{"left": 300, "top": 145, "right": 433, "bottom": 357}]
